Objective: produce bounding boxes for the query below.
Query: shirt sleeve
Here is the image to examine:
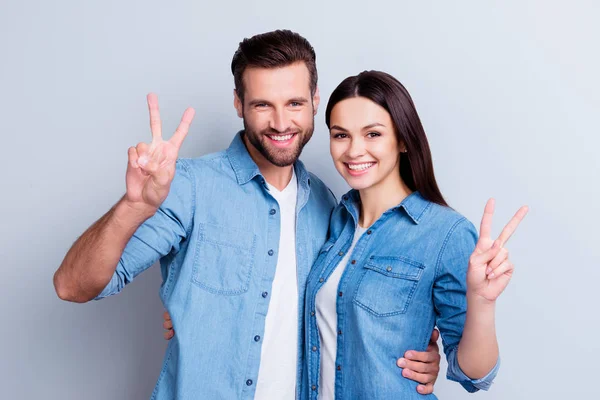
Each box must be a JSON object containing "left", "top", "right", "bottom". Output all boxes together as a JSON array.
[
  {"left": 94, "top": 159, "right": 195, "bottom": 299},
  {"left": 433, "top": 217, "right": 500, "bottom": 392}
]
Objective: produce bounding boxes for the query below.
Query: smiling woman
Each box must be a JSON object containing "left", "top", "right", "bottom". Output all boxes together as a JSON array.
[{"left": 300, "top": 70, "right": 528, "bottom": 399}]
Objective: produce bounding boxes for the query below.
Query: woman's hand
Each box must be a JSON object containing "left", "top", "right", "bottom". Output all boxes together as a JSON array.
[{"left": 467, "top": 199, "right": 528, "bottom": 302}]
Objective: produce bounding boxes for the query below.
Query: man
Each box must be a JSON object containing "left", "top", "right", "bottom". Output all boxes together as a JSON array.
[{"left": 54, "top": 30, "right": 441, "bottom": 399}]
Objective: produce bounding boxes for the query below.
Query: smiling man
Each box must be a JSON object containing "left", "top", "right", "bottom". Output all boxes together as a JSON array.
[{"left": 53, "top": 30, "right": 441, "bottom": 399}]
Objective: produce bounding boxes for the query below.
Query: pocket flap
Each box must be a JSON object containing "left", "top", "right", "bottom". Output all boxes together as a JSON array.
[{"left": 365, "top": 256, "right": 425, "bottom": 281}]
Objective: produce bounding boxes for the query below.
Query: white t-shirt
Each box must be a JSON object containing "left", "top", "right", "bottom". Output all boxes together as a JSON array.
[
  {"left": 255, "top": 170, "right": 299, "bottom": 399},
  {"left": 316, "top": 225, "right": 367, "bottom": 400}
]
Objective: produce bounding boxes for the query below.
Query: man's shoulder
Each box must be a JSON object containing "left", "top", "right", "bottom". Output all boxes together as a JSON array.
[
  {"left": 177, "top": 150, "right": 234, "bottom": 179},
  {"left": 305, "top": 171, "right": 337, "bottom": 209}
]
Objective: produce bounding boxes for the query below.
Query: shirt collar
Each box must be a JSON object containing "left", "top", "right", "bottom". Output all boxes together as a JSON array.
[{"left": 341, "top": 189, "right": 431, "bottom": 224}]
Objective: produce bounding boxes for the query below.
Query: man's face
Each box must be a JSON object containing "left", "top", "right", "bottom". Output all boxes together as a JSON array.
[{"left": 234, "top": 62, "right": 320, "bottom": 167}]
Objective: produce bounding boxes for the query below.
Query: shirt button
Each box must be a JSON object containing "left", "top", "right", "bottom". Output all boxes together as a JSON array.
[
  {"left": 319, "top": 278, "right": 324, "bottom": 283},
  {"left": 254, "top": 335, "right": 261, "bottom": 342},
  {"left": 351, "top": 260, "right": 356, "bottom": 265},
  {"left": 268, "top": 249, "right": 274, "bottom": 256},
  {"left": 338, "top": 291, "right": 343, "bottom": 297},
  {"left": 310, "top": 311, "right": 315, "bottom": 316},
  {"left": 246, "top": 379, "right": 253, "bottom": 386},
  {"left": 367, "top": 230, "right": 372, "bottom": 235},
  {"left": 312, "top": 346, "right": 317, "bottom": 351},
  {"left": 312, "top": 385, "right": 317, "bottom": 391},
  {"left": 262, "top": 291, "right": 268, "bottom": 298},
  {"left": 270, "top": 209, "right": 276, "bottom": 215},
  {"left": 338, "top": 329, "right": 342, "bottom": 335},
  {"left": 343, "top": 196, "right": 348, "bottom": 201},
  {"left": 338, "top": 251, "right": 344, "bottom": 256},
  {"left": 337, "top": 365, "right": 342, "bottom": 371},
  {"left": 387, "top": 266, "right": 392, "bottom": 272}
]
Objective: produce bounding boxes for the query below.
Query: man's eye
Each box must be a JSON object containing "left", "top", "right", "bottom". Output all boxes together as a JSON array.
[{"left": 333, "top": 133, "right": 348, "bottom": 139}]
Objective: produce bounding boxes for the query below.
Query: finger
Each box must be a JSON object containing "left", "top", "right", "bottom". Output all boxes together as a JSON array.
[
  {"left": 496, "top": 205, "right": 529, "bottom": 247},
  {"left": 163, "top": 311, "right": 171, "bottom": 321},
  {"left": 136, "top": 142, "right": 151, "bottom": 166},
  {"left": 169, "top": 107, "right": 196, "bottom": 149},
  {"left": 164, "top": 330, "right": 174, "bottom": 340},
  {"left": 396, "top": 358, "right": 440, "bottom": 375},
  {"left": 163, "top": 320, "right": 173, "bottom": 330},
  {"left": 485, "top": 248, "right": 509, "bottom": 275},
  {"left": 417, "top": 383, "right": 434, "bottom": 395},
  {"left": 403, "top": 349, "right": 440, "bottom": 364},
  {"left": 128, "top": 147, "right": 139, "bottom": 169},
  {"left": 429, "top": 328, "right": 440, "bottom": 344},
  {"left": 488, "top": 260, "right": 514, "bottom": 279},
  {"left": 478, "top": 198, "right": 495, "bottom": 245},
  {"left": 402, "top": 368, "right": 436, "bottom": 385},
  {"left": 147, "top": 93, "right": 162, "bottom": 142},
  {"left": 470, "top": 242, "right": 502, "bottom": 266}
]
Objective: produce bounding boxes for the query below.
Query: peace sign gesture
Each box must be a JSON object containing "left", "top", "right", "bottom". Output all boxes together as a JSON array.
[
  {"left": 466, "top": 199, "right": 529, "bottom": 302},
  {"left": 125, "top": 93, "right": 195, "bottom": 210}
]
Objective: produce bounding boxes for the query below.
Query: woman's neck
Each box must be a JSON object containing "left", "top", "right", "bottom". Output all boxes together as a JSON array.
[{"left": 358, "top": 173, "right": 413, "bottom": 228}]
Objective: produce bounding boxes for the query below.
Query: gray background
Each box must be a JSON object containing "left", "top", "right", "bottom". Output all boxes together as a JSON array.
[{"left": 1, "top": 0, "right": 598, "bottom": 398}]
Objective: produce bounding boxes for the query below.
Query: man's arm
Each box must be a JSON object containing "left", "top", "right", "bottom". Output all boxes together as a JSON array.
[
  {"left": 53, "top": 198, "right": 156, "bottom": 302},
  {"left": 53, "top": 93, "right": 195, "bottom": 303}
]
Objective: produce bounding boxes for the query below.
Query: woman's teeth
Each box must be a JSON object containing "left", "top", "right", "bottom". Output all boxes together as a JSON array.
[{"left": 347, "top": 162, "right": 374, "bottom": 171}]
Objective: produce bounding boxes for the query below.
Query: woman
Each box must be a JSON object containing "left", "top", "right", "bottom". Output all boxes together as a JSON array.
[{"left": 300, "top": 70, "right": 527, "bottom": 399}]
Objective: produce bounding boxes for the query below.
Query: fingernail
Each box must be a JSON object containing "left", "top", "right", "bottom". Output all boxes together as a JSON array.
[
  {"left": 417, "top": 385, "right": 424, "bottom": 393},
  {"left": 405, "top": 351, "right": 413, "bottom": 358},
  {"left": 403, "top": 369, "right": 410, "bottom": 377},
  {"left": 488, "top": 272, "right": 495, "bottom": 279},
  {"left": 486, "top": 267, "right": 492, "bottom": 274},
  {"left": 397, "top": 358, "right": 406, "bottom": 367},
  {"left": 139, "top": 156, "right": 148, "bottom": 166}
]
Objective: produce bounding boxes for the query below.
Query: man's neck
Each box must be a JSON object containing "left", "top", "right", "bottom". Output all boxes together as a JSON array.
[{"left": 243, "top": 134, "right": 295, "bottom": 191}]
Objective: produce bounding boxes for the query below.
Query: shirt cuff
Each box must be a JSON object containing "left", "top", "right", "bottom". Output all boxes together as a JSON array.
[{"left": 447, "top": 355, "right": 500, "bottom": 392}]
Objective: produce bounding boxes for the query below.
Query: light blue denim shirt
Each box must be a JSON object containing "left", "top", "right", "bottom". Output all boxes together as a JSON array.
[
  {"left": 95, "top": 132, "right": 337, "bottom": 399},
  {"left": 302, "top": 190, "right": 500, "bottom": 399}
]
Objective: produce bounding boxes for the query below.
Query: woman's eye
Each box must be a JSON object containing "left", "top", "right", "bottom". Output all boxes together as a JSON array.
[
  {"left": 367, "top": 131, "right": 381, "bottom": 138},
  {"left": 333, "top": 133, "right": 347, "bottom": 139}
]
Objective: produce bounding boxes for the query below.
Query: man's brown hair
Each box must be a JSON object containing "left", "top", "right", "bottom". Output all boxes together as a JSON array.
[{"left": 231, "top": 30, "right": 318, "bottom": 103}]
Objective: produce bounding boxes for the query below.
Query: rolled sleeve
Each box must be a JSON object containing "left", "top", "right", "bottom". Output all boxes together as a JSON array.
[
  {"left": 94, "top": 159, "right": 195, "bottom": 300},
  {"left": 446, "top": 346, "right": 500, "bottom": 392}
]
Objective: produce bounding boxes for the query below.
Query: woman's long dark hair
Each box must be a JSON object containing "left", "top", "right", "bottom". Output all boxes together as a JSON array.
[{"left": 325, "top": 70, "right": 448, "bottom": 207}]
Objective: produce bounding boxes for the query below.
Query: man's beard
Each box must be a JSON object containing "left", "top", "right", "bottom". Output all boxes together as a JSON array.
[{"left": 243, "top": 118, "right": 314, "bottom": 167}]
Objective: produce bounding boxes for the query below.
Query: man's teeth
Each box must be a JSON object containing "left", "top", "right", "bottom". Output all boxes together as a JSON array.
[
  {"left": 269, "top": 134, "right": 294, "bottom": 141},
  {"left": 348, "top": 163, "right": 375, "bottom": 171}
]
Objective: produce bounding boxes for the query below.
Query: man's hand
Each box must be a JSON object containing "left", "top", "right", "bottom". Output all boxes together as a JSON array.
[
  {"left": 126, "top": 93, "right": 195, "bottom": 211},
  {"left": 397, "top": 329, "right": 441, "bottom": 395},
  {"left": 163, "top": 311, "right": 174, "bottom": 340}
]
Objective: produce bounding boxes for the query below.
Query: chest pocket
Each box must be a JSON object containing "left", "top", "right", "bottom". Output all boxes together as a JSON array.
[
  {"left": 353, "top": 256, "right": 425, "bottom": 317},
  {"left": 192, "top": 223, "right": 257, "bottom": 295}
]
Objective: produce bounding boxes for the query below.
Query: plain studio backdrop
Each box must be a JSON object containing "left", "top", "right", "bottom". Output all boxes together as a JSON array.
[{"left": 1, "top": 0, "right": 598, "bottom": 398}]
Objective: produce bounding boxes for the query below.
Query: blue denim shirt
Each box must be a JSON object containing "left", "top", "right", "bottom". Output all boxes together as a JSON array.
[
  {"left": 95, "top": 132, "right": 337, "bottom": 399},
  {"left": 302, "top": 190, "right": 500, "bottom": 399}
]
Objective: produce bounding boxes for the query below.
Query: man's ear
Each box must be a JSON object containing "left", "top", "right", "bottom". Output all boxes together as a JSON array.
[
  {"left": 233, "top": 89, "right": 243, "bottom": 118},
  {"left": 312, "top": 86, "right": 321, "bottom": 116}
]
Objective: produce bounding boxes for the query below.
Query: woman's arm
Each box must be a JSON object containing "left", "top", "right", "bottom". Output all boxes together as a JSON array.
[{"left": 457, "top": 199, "right": 528, "bottom": 379}]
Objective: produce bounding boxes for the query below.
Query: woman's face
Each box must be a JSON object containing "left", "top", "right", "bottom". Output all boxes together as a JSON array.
[{"left": 329, "top": 96, "right": 404, "bottom": 191}]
